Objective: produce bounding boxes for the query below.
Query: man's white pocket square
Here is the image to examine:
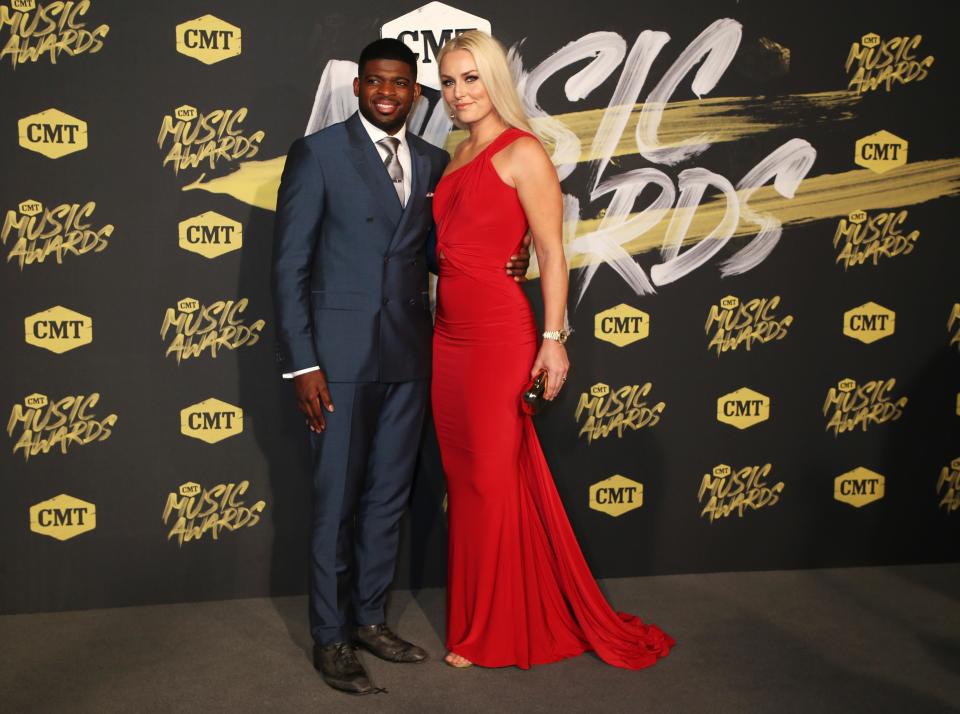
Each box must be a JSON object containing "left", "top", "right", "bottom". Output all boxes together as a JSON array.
[{"left": 425, "top": 192, "right": 434, "bottom": 197}]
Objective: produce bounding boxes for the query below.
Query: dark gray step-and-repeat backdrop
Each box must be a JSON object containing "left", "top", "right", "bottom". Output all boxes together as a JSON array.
[{"left": 1, "top": 0, "right": 957, "bottom": 614}]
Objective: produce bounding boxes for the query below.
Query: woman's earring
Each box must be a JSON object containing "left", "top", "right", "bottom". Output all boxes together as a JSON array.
[{"left": 448, "top": 112, "right": 455, "bottom": 120}]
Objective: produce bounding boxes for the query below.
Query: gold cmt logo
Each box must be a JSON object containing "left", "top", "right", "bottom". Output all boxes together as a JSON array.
[
  {"left": 938, "top": 458, "right": 960, "bottom": 513},
  {"left": 834, "top": 467, "right": 885, "bottom": 507},
  {"left": 855, "top": 130, "right": 907, "bottom": 174},
  {"left": 18, "top": 108, "right": 88, "bottom": 159},
  {"left": 3, "top": 198, "right": 116, "bottom": 269},
  {"left": 846, "top": 33, "right": 934, "bottom": 95},
  {"left": 163, "top": 480, "right": 266, "bottom": 546},
  {"left": 833, "top": 209, "right": 919, "bottom": 270},
  {"left": 594, "top": 304, "right": 649, "bottom": 346},
  {"left": 1, "top": 1, "right": 110, "bottom": 69},
  {"left": 24, "top": 392, "right": 48, "bottom": 409},
  {"left": 24, "top": 305, "right": 92, "bottom": 353},
  {"left": 18, "top": 199, "right": 42, "bottom": 216},
  {"left": 717, "top": 388, "right": 770, "bottom": 429},
  {"left": 180, "top": 398, "right": 243, "bottom": 444},
  {"left": 176, "top": 15, "right": 241, "bottom": 64},
  {"left": 158, "top": 104, "right": 265, "bottom": 175},
  {"left": 30, "top": 494, "right": 96, "bottom": 541},
  {"left": 179, "top": 211, "right": 243, "bottom": 258},
  {"left": 705, "top": 295, "right": 792, "bottom": 355},
  {"left": 823, "top": 377, "right": 906, "bottom": 436},
  {"left": 8, "top": 392, "right": 118, "bottom": 462},
  {"left": 698, "top": 463, "right": 784, "bottom": 523},
  {"left": 843, "top": 302, "right": 895, "bottom": 344},
  {"left": 575, "top": 381, "right": 665, "bottom": 444},
  {"left": 589, "top": 475, "right": 643, "bottom": 517}
]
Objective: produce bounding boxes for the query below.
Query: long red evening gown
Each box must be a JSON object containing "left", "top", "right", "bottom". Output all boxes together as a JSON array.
[{"left": 431, "top": 128, "right": 674, "bottom": 669}]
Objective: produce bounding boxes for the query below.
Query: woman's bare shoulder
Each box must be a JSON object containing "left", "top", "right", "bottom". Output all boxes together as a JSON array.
[{"left": 500, "top": 134, "right": 553, "bottom": 178}]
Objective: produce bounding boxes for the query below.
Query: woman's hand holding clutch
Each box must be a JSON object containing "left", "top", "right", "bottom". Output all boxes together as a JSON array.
[{"left": 531, "top": 339, "right": 569, "bottom": 400}]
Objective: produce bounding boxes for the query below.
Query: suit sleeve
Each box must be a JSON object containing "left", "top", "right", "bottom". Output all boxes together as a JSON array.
[
  {"left": 425, "top": 151, "right": 449, "bottom": 275},
  {"left": 425, "top": 227, "right": 439, "bottom": 275},
  {"left": 272, "top": 138, "right": 324, "bottom": 374}
]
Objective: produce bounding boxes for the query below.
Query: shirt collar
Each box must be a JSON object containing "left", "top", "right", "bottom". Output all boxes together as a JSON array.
[{"left": 357, "top": 111, "right": 408, "bottom": 149}]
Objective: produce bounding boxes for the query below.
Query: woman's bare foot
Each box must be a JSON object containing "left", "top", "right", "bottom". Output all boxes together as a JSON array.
[{"left": 444, "top": 652, "right": 473, "bottom": 668}]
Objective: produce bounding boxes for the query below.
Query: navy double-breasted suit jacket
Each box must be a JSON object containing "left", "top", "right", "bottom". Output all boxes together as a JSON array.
[{"left": 272, "top": 112, "right": 449, "bottom": 383}]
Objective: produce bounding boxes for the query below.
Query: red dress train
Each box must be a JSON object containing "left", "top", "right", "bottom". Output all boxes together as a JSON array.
[{"left": 431, "top": 128, "right": 674, "bottom": 669}]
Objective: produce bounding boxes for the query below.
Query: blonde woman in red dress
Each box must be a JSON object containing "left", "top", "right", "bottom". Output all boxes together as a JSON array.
[{"left": 431, "top": 30, "right": 674, "bottom": 670}]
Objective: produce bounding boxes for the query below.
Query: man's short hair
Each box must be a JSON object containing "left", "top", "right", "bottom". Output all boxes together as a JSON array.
[{"left": 358, "top": 38, "right": 418, "bottom": 80}]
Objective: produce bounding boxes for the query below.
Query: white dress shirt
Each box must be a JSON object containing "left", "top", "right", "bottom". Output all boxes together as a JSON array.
[{"left": 282, "top": 115, "right": 412, "bottom": 379}]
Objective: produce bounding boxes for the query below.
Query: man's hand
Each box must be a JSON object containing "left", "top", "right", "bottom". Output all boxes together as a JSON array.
[
  {"left": 294, "top": 370, "right": 334, "bottom": 432},
  {"left": 505, "top": 231, "right": 533, "bottom": 282}
]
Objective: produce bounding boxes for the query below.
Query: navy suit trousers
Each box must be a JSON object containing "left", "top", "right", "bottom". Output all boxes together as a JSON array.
[{"left": 307, "top": 379, "right": 429, "bottom": 645}]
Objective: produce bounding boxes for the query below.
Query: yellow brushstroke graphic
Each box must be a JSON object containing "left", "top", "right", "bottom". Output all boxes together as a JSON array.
[
  {"left": 451, "top": 90, "right": 860, "bottom": 160},
  {"left": 183, "top": 90, "right": 861, "bottom": 211},
  {"left": 548, "top": 157, "right": 960, "bottom": 278},
  {"left": 181, "top": 89, "right": 960, "bottom": 279},
  {"left": 183, "top": 158, "right": 286, "bottom": 211}
]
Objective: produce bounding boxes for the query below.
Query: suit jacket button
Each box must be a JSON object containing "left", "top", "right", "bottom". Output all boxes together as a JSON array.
[
  {"left": 382, "top": 297, "right": 389, "bottom": 305},
  {"left": 408, "top": 298, "right": 416, "bottom": 306},
  {"left": 383, "top": 256, "right": 390, "bottom": 263},
  {"left": 366, "top": 216, "right": 374, "bottom": 222}
]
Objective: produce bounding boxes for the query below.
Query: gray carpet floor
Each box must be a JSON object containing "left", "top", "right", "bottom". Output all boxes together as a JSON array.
[{"left": 1, "top": 564, "right": 958, "bottom": 714}]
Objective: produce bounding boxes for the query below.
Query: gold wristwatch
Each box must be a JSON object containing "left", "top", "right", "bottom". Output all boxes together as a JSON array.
[{"left": 542, "top": 330, "right": 569, "bottom": 344}]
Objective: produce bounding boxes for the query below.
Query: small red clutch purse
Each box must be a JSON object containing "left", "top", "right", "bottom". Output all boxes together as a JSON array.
[{"left": 520, "top": 370, "right": 547, "bottom": 415}]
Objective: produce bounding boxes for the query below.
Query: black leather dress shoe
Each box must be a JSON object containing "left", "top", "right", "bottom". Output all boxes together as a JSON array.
[
  {"left": 354, "top": 624, "right": 428, "bottom": 663},
  {"left": 313, "top": 642, "right": 376, "bottom": 694}
]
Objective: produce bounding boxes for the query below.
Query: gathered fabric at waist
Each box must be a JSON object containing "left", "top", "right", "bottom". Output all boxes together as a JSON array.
[{"left": 434, "top": 272, "right": 538, "bottom": 346}]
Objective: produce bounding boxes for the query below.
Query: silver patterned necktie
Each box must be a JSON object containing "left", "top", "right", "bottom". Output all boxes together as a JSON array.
[{"left": 377, "top": 136, "right": 405, "bottom": 205}]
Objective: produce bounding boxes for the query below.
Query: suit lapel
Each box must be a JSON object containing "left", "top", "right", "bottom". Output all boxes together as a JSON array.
[{"left": 345, "top": 113, "right": 403, "bottom": 226}]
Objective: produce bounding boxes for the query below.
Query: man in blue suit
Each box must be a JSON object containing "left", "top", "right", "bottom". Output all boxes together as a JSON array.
[{"left": 272, "top": 39, "right": 527, "bottom": 694}]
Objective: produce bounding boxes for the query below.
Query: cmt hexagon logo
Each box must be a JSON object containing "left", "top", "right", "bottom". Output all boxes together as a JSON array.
[
  {"left": 837, "top": 377, "right": 857, "bottom": 393},
  {"left": 24, "top": 393, "right": 48, "bottom": 409},
  {"left": 590, "top": 383, "right": 610, "bottom": 398},
  {"left": 594, "top": 304, "right": 649, "bottom": 346},
  {"left": 174, "top": 105, "right": 198, "bottom": 122},
  {"left": 589, "top": 475, "right": 643, "bottom": 517},
  {"left": 712, "top": 464, "right": 732, "bottom": 479},
  {"left": 24, "top": 306, "right": 93, "bottom": 354},
  {"left": 18, "top": 199, "right": 42, "bottom": 216},
  {"left": 719, "top": 295, "right": 739, "bottom": 310},
  {"left": 180, "top": 398, "right": 243, "bottom": 444},
  {"left": 717, "top": 387, "right": 770, "bottom": 429},
  {"left": 18, "top": 109, "right": 88, "bottom": 159},
  {"left": 843, "top": 302, "right": 895, "bottom": 344},
  {"left": 860, "top": 33, "right": 880, "bottom": 48},
  {"left": 179, "top": 211, "right": 243, "bottom": 258},
  {"left": 834, "top": 467, "right": 885, "bottom": 508},
  {"left": 176, "top": 15, "right": 242, "bottom": 65},
  {"left": 11, "top": 1, "right": 37, "bottom": 12},
  {"left": 177, "top": 297, "right": 200, "bottom": 314},
  {"left": 855, "top": 130, "right": 907, "bottom": 174},
  {"left": 30, "top": 494, "right": 96, "bottom": 541},
  {"left": 382, "top": 2, "right": 491, "bottom": 90},
  {"left": 179, "top": 482, "right": 202, "bottom": 497},
  {"left": 848, "top": 210, "right": 867, "bottom": 224}
]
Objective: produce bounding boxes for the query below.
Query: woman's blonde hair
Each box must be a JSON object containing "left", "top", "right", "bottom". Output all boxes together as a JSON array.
[{"left": 437, "top": 30, "right": 533, "bottom": 134}]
